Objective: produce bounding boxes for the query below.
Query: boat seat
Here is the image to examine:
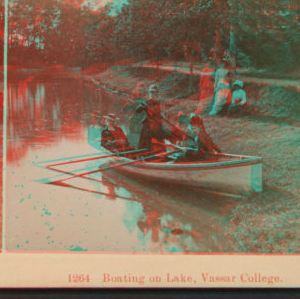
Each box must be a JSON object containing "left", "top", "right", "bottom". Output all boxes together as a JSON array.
[{"left": 150, "top": 158, "right": 164, "bottom": 163}]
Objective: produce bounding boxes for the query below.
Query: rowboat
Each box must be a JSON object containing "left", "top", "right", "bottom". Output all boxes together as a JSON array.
[{"left": 88, "top": 142, "right": 263, "bottom": 195}]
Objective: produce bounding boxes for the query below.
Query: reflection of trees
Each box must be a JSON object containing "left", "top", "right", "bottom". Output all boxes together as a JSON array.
[
  {"left": 6, "top": 78, "right": 98, "bottom": 162},
  {"left": 136, "top": 207, "right": 202, "bottom": 253},
  {"left": 137, "top": 206, "right": 162, "bottom": 244},
  {"left": 101, "top": 169, "right": 208, "bottom": 253}
]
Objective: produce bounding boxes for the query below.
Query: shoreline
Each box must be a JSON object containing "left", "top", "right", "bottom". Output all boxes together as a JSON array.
[
  {"left": 71, "top": 65, "right": 300, "bottom": 253},
  {"left": 2, "top": 65, "right": 300, "bottom": 252}
]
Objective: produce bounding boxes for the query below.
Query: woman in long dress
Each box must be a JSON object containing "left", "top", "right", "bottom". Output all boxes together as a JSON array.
[
  {"left": 194, "top": 59, "right": 215, "bottom": 115},
  {"left": 123, "top": 82, "right": 148, "bottom": 149}
]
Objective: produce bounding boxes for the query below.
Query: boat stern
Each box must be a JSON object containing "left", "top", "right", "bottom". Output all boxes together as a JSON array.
[{"left": 250, "top": 158, "right": 263, "bottom": 193}]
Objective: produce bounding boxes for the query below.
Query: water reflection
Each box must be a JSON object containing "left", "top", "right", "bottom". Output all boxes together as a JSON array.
[{"left": 5, "top": 75, "right": 232, "bottom": 253}]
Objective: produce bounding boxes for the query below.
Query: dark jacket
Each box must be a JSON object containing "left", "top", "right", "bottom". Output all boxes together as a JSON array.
[
  {"left": 123, "top": 97, "right": 148, "bottom": 134},
  {"left": 198, "top": 129, "right": 221, "bottom": 153},
  {"left": 138, "top": 118, "right": 153, "bottom": 153},
  {"left": 185, "top": 129, "right": 221, "bottom": 161},
  {"left": 101, "top": 126, "right": 128, "bottom": 151}
]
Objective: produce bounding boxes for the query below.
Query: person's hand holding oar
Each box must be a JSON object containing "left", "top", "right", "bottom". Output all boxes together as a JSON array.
[
  {"left": 97, "top": 149, "right": 178, "bottom": 171},
  {"left": 152, "top": 139, "right": 196, "bottom": 155}
]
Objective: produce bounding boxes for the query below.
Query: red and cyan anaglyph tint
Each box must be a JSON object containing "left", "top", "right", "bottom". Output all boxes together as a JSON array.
[{"left": 1, "top": 0, "right": 300, "bottom": 254}]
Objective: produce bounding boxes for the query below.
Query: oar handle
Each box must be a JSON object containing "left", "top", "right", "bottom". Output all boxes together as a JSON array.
[{"left": 101, "top": 149, "right": 179, "bottom": 171}]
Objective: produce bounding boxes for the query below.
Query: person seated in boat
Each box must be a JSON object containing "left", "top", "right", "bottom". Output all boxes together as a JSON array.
[
  {"left": 174, "top": 113, "right": 195, "bottom": 147},
  {"left": 185, "top": 115, "right": 222, "bottom": 161},
  {"left": 167, "top": 115, "right": 222, "bottom": 162},
  {"left": 123, "top": 82, "right": 148, "bottom": 149},
  {"left": 228, "top": 80, "right": 248, "bottom": 116},
  {"left": 134, "top": 102, "right": 168, "bottom": 159},
  {"left": 209, "top": 78, "right": 232, "bottom": 116},
  {"left": 134, "top": 84, "right": 174, "bottom": 155},
  {"left": 101, "top": 114, "right": 128, "bottom": 152},
  {"left": 164, "top": 114, "right": 197, "bottom": 161}
]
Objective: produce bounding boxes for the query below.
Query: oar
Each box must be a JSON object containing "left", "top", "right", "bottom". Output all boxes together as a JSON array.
[
  {"left": 95, "top": 149, "right": 179, "bottom": 172},
  {"left": 37, "top": 148, "right": 149, "bottom": 184},
  {"left": 47, "top": 147, "right": 143, "bottom": 168},
  {"left": 44, "top": 148, "right": 156, "bottom": 184},
  {"left": 36, "top": 146, "right": 133, "bottom": 165},
  {"left": 58, "top": 149, "right": 178, "bottom": 184},
  {"left": 147, "top": 113, "right": 196, "bottom": 143},
  {"left": 152, "top": 138, "right": 204, "bottom": 154}
]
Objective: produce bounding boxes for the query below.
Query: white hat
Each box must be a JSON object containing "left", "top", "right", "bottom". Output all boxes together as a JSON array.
[
  {"left": 149, "top": 84, "right": 159, "bottom": 92},
  {"left": 233, "top": 80, "right": 243, "bottom": 88}
]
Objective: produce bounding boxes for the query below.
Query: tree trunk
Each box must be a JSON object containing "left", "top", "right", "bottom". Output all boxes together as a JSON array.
[
  {"left": 215, "top": 24, "right": 222, "bottom": 65},
  {"left": 229, "top": 24, "right": 236, "bottom": 68},
  {"left": 189, "top": 60, "right": 194, "bottom": 94}
]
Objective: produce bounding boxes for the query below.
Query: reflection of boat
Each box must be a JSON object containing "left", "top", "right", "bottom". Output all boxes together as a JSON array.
[{"left": 89, "top": 143, "right": 263, "bottom": 195}]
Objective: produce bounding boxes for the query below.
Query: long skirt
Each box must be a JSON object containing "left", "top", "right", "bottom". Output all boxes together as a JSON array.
[
  {"left": 127, "top": 118, "right": 142, "bottom": 149},
  {"left": 195, "top": 87, "right": 214, "bottom": 114}
]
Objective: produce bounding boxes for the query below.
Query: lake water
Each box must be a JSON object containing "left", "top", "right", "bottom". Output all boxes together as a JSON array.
[{"left": 4, "top": 74, "right": 235, "bottom": 253}]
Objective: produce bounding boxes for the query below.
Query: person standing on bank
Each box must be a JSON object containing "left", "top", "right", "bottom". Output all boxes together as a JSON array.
[
  {"left": 209, "top": 78, "right": 232, "bottom": 116},
  {"left": 214, "top": 60, "right": 230, "bottom": 89},
  {"left": 194, "top": 57, "right": 215, "bottom": 115}
]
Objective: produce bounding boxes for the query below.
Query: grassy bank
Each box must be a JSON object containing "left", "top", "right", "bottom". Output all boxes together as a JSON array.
[{"left": 76, "top": 65, "right": 300, "bottom": 253}]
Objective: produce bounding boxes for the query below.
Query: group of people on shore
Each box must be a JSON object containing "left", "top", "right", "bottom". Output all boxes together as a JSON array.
[
  {"left": 89, "top": 81, "right": 222, "bottom": 162},
  {"left": 195, "top": 60, "right": 248, "bottom": 116}
]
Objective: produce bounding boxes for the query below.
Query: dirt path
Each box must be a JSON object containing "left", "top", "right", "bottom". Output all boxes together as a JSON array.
[{"left": 135, "top": 64, "right": 300, "bottom": 89}]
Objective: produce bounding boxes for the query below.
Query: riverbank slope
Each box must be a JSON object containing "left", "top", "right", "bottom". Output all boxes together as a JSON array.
[{"left": 73, "top": 65, "right": 300, "bottom": 253}]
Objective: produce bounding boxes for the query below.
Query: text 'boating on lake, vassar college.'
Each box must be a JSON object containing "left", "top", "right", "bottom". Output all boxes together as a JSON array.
[{"left": 101, "top": 272, "right": 283, "bottom": 285}]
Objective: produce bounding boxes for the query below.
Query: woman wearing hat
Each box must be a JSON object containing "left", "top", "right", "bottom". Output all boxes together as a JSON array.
[
  {"left": 101, "top": 114, "right": 128, "bottom": 151},
  {"left": 185, "top": 115, "right": 221, "bottom": 161},
  {"left": 194, "top": 58, "right": 215, "bottom": 115},
  {"left": 209, "top": 78, "right": 232, "bottom": 116},
  {"left": 228, "top": 80, "right": 247, "bottom": 115}
]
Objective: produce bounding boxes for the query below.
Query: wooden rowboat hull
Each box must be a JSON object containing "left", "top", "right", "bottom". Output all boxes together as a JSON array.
[{"left": 91, "top": 145, "right": 263, "bottom": 195}]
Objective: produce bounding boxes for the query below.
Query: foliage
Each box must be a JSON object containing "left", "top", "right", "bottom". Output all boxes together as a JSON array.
[{"left": 3, "top": 0, "right": 300, "bottom": 70}]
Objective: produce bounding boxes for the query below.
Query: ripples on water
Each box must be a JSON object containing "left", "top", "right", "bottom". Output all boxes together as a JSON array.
[{"left": 5, "top": 76, "right": 234, "bottom": 253}]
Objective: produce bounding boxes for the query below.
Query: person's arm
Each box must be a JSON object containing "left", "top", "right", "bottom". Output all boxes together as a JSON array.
[
  {"left": 100, "top": 130, "right": 108, "bottom": 148},
  {"left": 240, "top": 90, "right": 247, "bottom": 105},
  {"left": 101, "top": 130, "right": 116, "bottom": 149},
  {"left": 204, "top": 132, "right": 221, "bottom": 153},
  {"left": 231, "top": 91, "right": 237, "bottom": 105}
]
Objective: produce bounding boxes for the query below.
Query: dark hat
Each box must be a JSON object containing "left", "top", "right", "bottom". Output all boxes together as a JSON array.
[
  {"left": 149, "top": 84, "right": 159, "bottom": 92},
  {"left": 190, "top": 115, "right": 204, "bottom": 126}
]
